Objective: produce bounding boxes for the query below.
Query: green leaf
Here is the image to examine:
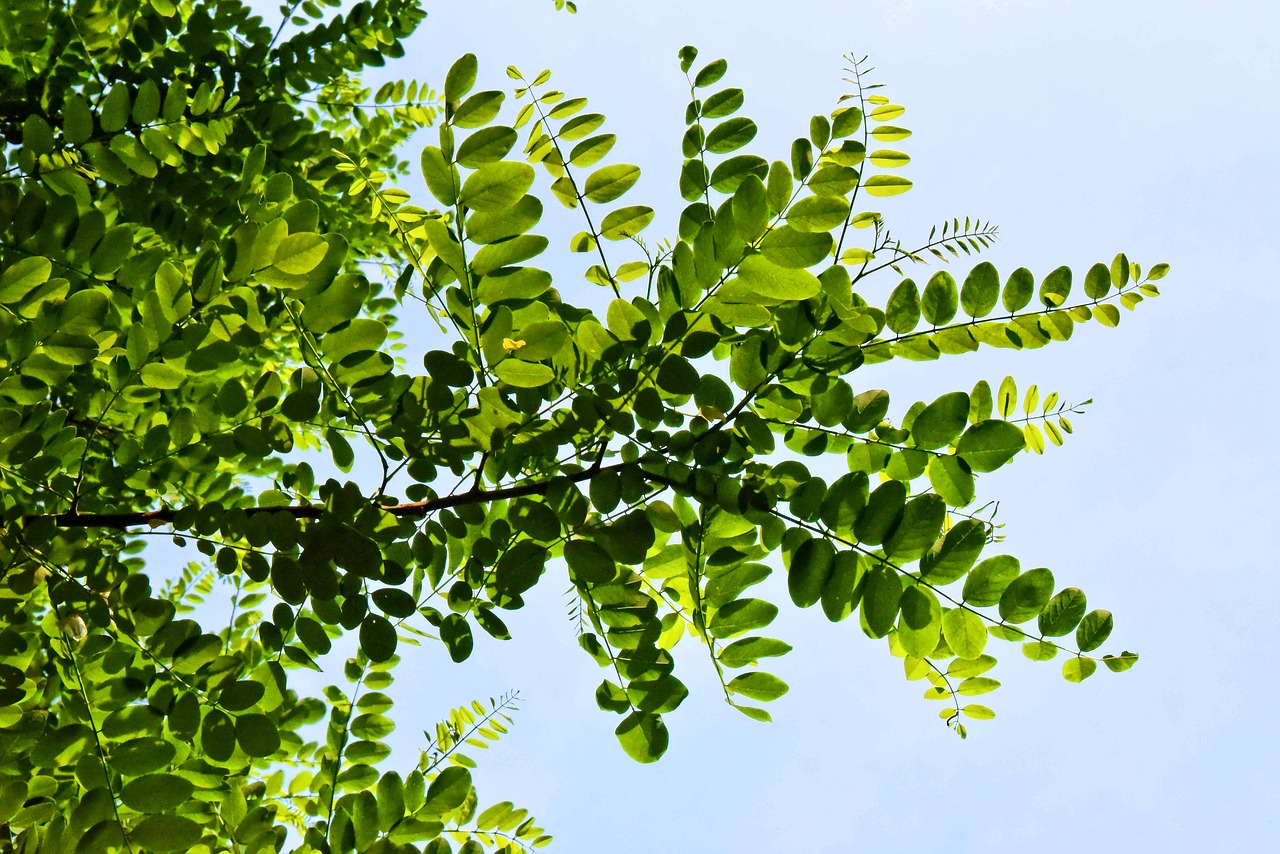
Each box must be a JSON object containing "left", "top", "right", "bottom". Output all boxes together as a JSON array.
[
  {"left": 471, "top": 234, "right": 548, "bottom": 276},
  {"left": 961, "top": 261, "right": 999, "bottom": 318},
  {"left": 709, "top": 154, "right": 769, "bottom": 193},
  {"left": 942, "top": 608, "right": 987, "bottom": 659},
  {"left": 420, "top": 146, "right": 459, "bottom": 205},
  {"left": 863, "top": 175, "right": 913, "bottom": 197},
  {"left": 440, "top": 614, "right": 474, "bottom": 662},
  {"left": 884, "top": 495, "right": 945, "bottom": 562},
  {"left": 897, "top": 586, "right": 942, "bottom": 658},
  {"left": 422, "top": 766, "right": 472, "bottom": 815},
  {"left": 1002, "top": 267, "right": 1034, "bottom": 312},
  {"left": 1084, "top": 262, "right": 1111, "bottom": 299},
  {"left": 454, "top": 90, "right": 504, "bottom": 128},
  {"left": 494, "top": 359, "right": 554, "bottom": 388},
  {"left": 694, "top": 58, "right": 728, "bottom": 88},
  {"left": 918, "top": 519, "right": 986, "bottom": 584},
  {"left": 854, "top": 480, "right": 906, "bottom": 546},
  {"left": 956, "top": 419, "right": 1025, "bottom": 472},
  {"left": 998, "top": 567, "right": 1055, "bottom": 624},
  {"left": 732, "top": 174, "right": 769, "bottom": 243},
  {"left": 584, "top": 164, "right": 641, "bottom": 203},
  {"left": 569, "top": 133, "right": 617, "bottom": 167},
  {"left": 709, "top": 598, "right": 778, "bottom": 639},
  {"left": 565, "top": 539, "right": 616, "bottom": 585},
  {"left": 42, "top": 332, "right": 99, "bottom": 366},
  {"left": 820, "top": 550, "right": 864, "bottom": 622},
  {"left": 460, "top": 162, "right": 535, "bottom": 212},
  {"left": 963, "top": 555, "right": 1020, "bottom": 606},
  {"left": 706, "top": 117, "right": 758, "bottom": 153},
  {"left": 445, "top": 53, "right": 478, "bottom": 105},
  {"left": 957, "top": 676, "right": 1000, "bottom": 696},
  {"left": 119, "top": 774, "right": 195, "bottom": 813},
  {"left": 912, "top": 392, "right": 970, "bottom": 449},
  {"left": 1062, "top": 657, "right": 1097, "bottom": 683},
  {"left": 926, "top": 455, "right": 974, "bottom": 507},
  {"left": 360, "top": 614, "right": 398, "bottom": 662},
  {"left": 0, "top": 256, "right": 52, "bottom": 303},
  {"left": 1022, "top": 640, "right": 1057, "bottom": 661},
  {"left": 1103, "top": 651, "right": 1139, "bottom": 672},
  {"left": 615, "top": 712, "right": 668, "bottom": 763},
  {"left": 720, "top": 253, "right": 821, "bottom": 303},
  {"left": 786, "top": 195, "right": 849, "bottom": 233},
  {"left": 1038, "top": 587, "right": 1087, "bottom": 637},
  {"left": 132, "top": 79, "right": 161, "bottom": 125},
  {"left": 456, "top": 126, "right": 518, "bottom": 167},
  {"left": 467, "top": 194, "right": 542, "bottom": 244},
  {"left": 726, "top": 671, "right": 789, "bottom": 702},
  {"left": 218, "top": 680, "right": 266, "bottom": 712},
  {"left": 100, "top": 82, "right": 131, "bottom": 133},
  {"left": 1039, "top": 265, "right": 1072, "bottom": 308},
  {"left": 1094, "top": 304, "right": 1120, "bottom": 327},
  {"left": 62, "top": 94, "right": 94, "bottom": 144},
  {"left": 758, "top": 225, "right": 832, "bottom": 268},
  {"left": 869, "top": 124, "right": 911, "bottom": 141},
  {"left": 271, "top": 233, "right": 328, "bottom": 275},
  {"left": 140, "top": 363, "right": 185, "bottom": 390},
  {"left": 476, "top": 267, "right": 551, "bottom": 303},
  {"left": 868, "top": 149, "right": 910, "bottom": 168},
  {"left": 885, "top": 278, "right": 921, "bottom": 333},
  {"left": 921, "top": 271, "right": 958, "bottom": 325},
  {"left": 860, "top": 563, "right": 902, "bottom": 638},
  {"left": 1075, "top": 610, "right": 1114, "bottom": 652},
  {"left": 235, "top": 713, "right": 281, "bottom": 758},
  {"left": 130, "top": 815, "right": 202, "bottom": 851},
  {"left": 787, "top": 537, "right": 835, "bottom": 608},
  {"left": 703, "top": 87, "right": 745, "bottom": 118},
  {"left": 717, "top": 637, "right": 793, "bottom": 668},
  {"left": 600, "top": 205, "right": 654, "bottom": 240}
]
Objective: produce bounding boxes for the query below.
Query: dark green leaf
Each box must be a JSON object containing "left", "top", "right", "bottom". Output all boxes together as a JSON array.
[
  {"left": 961, "top": 261, "right": 1000, "bottom": 318},
  {"left": 956, "top": 420, "right": 1026, "bottom": 472},
  {"left": 1002, "top": 267, "right": 1034, "bottom": 312},
  {"left": 615, "top": 712, "right": 668, "bottom": 763},
  {"left": 709, "top": 598, "right": 778, "bottom": 639},
  {"left": 921, "top": 271, "right": 958, "bottom": 325},
  {"left": 912, "top": 392, "right": 970, "bottom": 449},
  {"left": 1039, "top": 265, "right": 1072, "bottom": 307},
  {"left": 787, "top": 537, "right": 835, "bottom": 608},
  {"left": 706, "top": 117, "right": 758, "bottom": 153},
  {"left": 860, "top": 563, "right": 902, "bottom": 638},
  {"left": 885, "top": 278, "right": 920, "bottom": 334},
  {"left": 119, "top": 774, "right": 195, "bottom": 813},
  {"left": 1038, "top": 588, "right": 1087, "bottom": 637},
  {"left": 1076, "top": 610, "right": 1114, "bottom": 652},
  {"left": 998, "top": 567, "right": 1055, "bottom": 624},
  {"left": 445, "top": 53, "right": 478, "bottom": 105}
]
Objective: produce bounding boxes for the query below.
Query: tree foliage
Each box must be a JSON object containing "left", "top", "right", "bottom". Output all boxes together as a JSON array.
[{"left": 0, "top": 0, "right": 1163, "bottom": 850}]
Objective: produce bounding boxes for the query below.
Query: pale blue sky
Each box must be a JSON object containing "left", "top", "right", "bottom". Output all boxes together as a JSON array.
[{"left": 249, "top": 1, "right": 1280, "bottom": 849}]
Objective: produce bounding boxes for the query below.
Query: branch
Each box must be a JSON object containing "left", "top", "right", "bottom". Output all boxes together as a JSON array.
[{"left": 38, "top": 462, "right": 634, "bottom": 529}]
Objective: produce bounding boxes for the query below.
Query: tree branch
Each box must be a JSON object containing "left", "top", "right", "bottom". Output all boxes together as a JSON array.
[{"left": 41, "top": 461, "right": 635, "bottom": 529}]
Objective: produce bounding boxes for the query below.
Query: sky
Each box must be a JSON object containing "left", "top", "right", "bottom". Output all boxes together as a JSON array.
[{"left": 244, "top": 0, "right": 1280, "bottom": 850}]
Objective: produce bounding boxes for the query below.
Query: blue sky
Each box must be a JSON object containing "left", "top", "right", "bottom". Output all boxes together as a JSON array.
[{"left": 250, "top": 1, "right": 1280, "bottom": 849}]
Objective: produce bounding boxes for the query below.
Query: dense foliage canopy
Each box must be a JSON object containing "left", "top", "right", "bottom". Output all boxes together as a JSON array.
[{"left": 0, "top": 0, "right": 1163, "bottom": 851}]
